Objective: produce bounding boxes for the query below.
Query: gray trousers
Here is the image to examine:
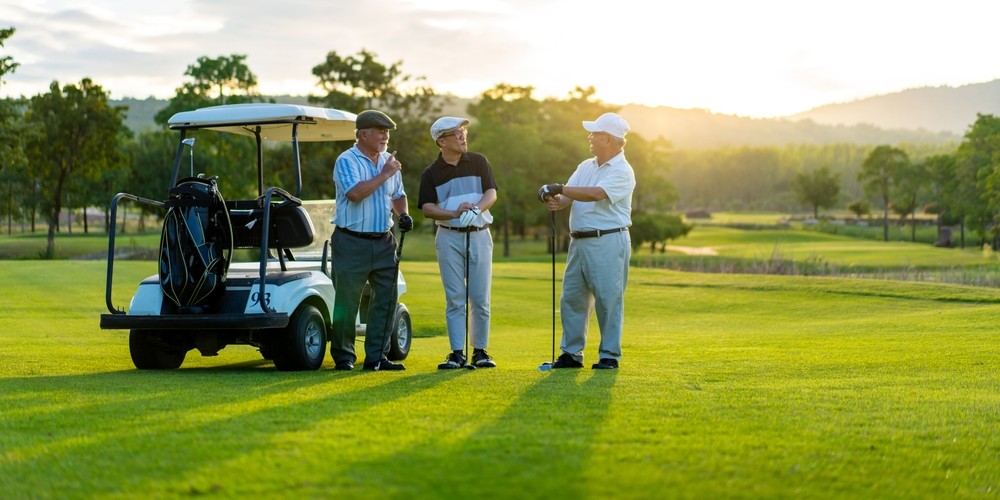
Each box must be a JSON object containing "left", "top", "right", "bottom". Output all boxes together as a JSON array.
[
  {"left": 560, "top": 230, "right": 630, "bottom": 362},
  {"left": 435, "top": 227, "right": 493, "bottom": 351},
  {"left": 329, "top": 230, "right": 398, "bottom": 365}
]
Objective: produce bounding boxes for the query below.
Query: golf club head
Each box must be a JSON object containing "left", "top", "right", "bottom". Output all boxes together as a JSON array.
[
  {"left": 538, "top": 362, "right": 553, "bottom": 372},
  {"left": 465, "top": 364, "right": 477, "bottom": 370}
]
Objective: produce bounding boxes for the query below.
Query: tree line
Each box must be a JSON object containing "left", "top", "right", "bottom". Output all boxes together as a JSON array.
[
  {"left": 0, "top": 27, "right": 684, "bottom": 258},
  {"left": 667, "top": 121, "right": 1000, "bottom": 249},
  {"left": 4, "top": 24, "right": 1000, "bottom": 258}
]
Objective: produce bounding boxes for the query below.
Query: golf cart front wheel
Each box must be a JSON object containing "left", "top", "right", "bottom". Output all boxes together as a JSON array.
[
  {"left": 129, "top": 329, "right": 188, "bottom": 369},
  {"left": 387, "top": 303, "right": 411, "bottom": 361},
  {"left": 272, "top": 304, "right": 326, "bottom": 371}
]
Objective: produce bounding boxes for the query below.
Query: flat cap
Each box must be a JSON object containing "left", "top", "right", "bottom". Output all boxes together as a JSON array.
[
  {"left": 430, "top": 116, "right": 470, "bottom": 140},
  {"left": 356, "top": 109, "right": 396, "bottom": 130}
]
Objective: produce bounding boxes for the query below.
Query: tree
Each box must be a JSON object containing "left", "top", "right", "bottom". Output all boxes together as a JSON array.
[
  {"left": 0, "top": 27, "right": 18, "bottom": 87},
  {"left": 923, "top": 154, "right": 958, "bottom": 236},
  {"left": 311, "top": 49, "right": 403, "bottom": 111},
  {"left": 891, "top": 160, "right": 928, "bottom": 242},
  {"left": 468, "top": 84, "right": 547, "bottom": 256},
  {"left": 847, "top": 199, "right": 871, "bottom": 220},
  {"left": 0, "top": 26, "right": 29, "bottom": 233},
  {"left": 858, "top": 145, "right": 909, "bottom": 241},
  {"left": 122, "top": 129, "right": 183, "bottom": 228},
  {"left": 957, "top": 114, "right": 1000, "bottom": 247},
  {"left": 630, "top": 212, "right": 692, "bottom": 252},
  {"left": 24, "top": 79, "right": 127, "bottom": 257},
  {"left": 791, "top": 165, "right": 840, "bottom": 218},
  {"left": 154, "top": 54, "right": 263, "bottom": 125},
  {"left": 626, "top": 133, "right": 677, "bottom": 213},
  {"left": 0, "top": 26, "right": 23, "bottom": 168},
  {"left": 309, "top": 49, "right": 441, "bottom": 206},
  {"left": 150, "top": 55, "right": 269, "bottom": 199}
]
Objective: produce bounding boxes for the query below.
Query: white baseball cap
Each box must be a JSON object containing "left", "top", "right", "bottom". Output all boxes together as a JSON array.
[
  {"left": 430, "top": 116, "right": 470, "bottom": 140},
  {"left": 582, "top": 112, "right": 629, "bottom": 139}
]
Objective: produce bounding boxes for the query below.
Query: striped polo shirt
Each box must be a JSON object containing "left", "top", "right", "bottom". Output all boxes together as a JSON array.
[{"left": 332, "top": 144, "right": 406, "bottom": 233}]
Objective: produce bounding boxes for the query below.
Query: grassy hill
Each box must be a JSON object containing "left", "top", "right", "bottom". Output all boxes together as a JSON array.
[
  {"left": 790, "top": 79, "right": 1000, "bottom": 134},
  {"left": 619, "top": 104, "right": 957, "bottom": 148}
]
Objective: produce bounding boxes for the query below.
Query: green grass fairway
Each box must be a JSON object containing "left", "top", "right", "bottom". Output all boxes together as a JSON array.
[
  {"left": 660, "top": 225, "right": 1000, "bottom": 269},
  {"left": 2, "top": 261, "right": 999, "bottom": 497},
  {"left": 648, "top": 225, "right": 1000, "bottom": 287}
]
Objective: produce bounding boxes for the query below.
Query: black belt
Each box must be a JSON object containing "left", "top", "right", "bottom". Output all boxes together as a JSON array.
[
  {"left": 441, "top": 224, "right": 489, "bottom": 233},
  {"left": 570, "top": 227, "right": 628, "bottom": 239},
  {"left": 337, "top": 227, "right": 388, "bottom": 240}
]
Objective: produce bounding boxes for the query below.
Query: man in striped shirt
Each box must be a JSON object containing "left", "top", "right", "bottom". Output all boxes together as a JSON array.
[
  {"left": 418, "top": 117, "right": 499, "bottom": 369},
  {"left": 330, "top": 110, "right": 413, "bottom": 372}
]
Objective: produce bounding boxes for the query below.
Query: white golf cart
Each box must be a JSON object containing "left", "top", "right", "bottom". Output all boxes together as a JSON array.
[{"left": 100, "top": 103, "right": 412, "bottom": 370}]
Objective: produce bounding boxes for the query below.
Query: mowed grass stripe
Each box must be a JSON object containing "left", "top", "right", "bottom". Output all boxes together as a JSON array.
[{"left": 1, "top": 261, "right": 998, "bottom": 497}]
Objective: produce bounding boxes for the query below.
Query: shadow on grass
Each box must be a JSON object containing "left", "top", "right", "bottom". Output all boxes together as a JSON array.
[
  {"left": 341, "top": 369, "right": 618, "bottom": 496},
  {"left": 0, "top": 366, "right": 455, "bottom": 497}
]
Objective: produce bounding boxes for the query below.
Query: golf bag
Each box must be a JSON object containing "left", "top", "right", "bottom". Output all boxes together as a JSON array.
[{"left": 158, "top": 176, "right": 233, "bottom": 310}]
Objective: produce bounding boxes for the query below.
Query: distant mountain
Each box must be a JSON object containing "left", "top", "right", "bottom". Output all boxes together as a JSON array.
[
  {"left": 618, "top": 105, "right": 956, "bottom": 149},
  {"left": 788, "top": 80, "right": 1000, "bottom": 135},
  {"left": 114, "top": 84, "right": 978, "bottom": 149},
  {"left": 113, "top": 96, "right": 167, "bottom": 134}
]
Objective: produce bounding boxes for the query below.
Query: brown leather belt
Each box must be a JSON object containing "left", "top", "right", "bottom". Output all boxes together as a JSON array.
[
  {"left": 337, "top": 227, "right": 388, "bottom": 239},
  {"left": 570, "top": 227, "right": 627, "bottom": 239}
]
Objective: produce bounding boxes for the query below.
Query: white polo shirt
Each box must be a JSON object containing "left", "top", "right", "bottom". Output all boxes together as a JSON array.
[{"left": 566, "top": 150, "right": 635, "bottom": 232}]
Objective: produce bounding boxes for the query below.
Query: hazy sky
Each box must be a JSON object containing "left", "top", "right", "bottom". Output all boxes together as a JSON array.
[{"left": 1, "top": 0, "right": 997, "bottom": 118}]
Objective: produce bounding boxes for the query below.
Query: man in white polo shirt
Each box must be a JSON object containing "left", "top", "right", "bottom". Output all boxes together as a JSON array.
[{"left": 539, "top": 112, "right": 636, "bottom": 370}]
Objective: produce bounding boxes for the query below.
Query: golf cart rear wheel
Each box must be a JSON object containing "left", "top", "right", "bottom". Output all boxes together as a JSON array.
[
  {"left": 272, "top": 304, "right": 326, "bottom": 371},
  {"left": 387, "top": 303, "right": 411, "bottom": 361},
  {"left": 129, "top": 329, "right": 188, "bottom": 369}
]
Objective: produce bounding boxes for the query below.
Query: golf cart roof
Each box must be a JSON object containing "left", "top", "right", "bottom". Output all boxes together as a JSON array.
[{"left": 167, "top": 103, "right": 358, "bottom": 142}]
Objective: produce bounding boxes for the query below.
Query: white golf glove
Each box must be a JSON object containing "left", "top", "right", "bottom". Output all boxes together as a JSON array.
[{"left": 458, "top": 206, "right": 480, "bottom": 227}]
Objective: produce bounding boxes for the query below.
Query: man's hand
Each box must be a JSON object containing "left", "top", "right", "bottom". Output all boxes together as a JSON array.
[
  {"left": 458, "top": 206, "right": 480, "bottom": 227},
  {"left": 537, "top": 183, "right": 563, "bottom": 203},
  {"left": 382, "top": 151, "right": 402, "bottom": 178},
  {"left": 398, "top": 213, "right": 414, "bottom": 232}
]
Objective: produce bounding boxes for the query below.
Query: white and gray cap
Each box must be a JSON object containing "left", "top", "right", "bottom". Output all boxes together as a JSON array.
[{"left": 430, "top": 116, "right": 470, "bottom": 141}]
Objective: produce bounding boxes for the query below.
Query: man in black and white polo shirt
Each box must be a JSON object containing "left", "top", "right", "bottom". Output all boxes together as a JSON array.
[{"left": 418, "top": 117, "right": 499, "bottom": 369}]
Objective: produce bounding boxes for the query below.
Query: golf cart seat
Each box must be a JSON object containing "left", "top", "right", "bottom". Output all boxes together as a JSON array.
[{"left": 227, "top": 199, "right": 316, "bottom": 250}]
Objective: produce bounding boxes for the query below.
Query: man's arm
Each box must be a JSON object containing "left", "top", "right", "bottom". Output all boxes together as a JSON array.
[
  {"left": 421, "top": 202, "right": 461, "bottom": 221},
  {"left": 392, "top": 196, "right": 409, "bottom": 217},
  {"left": 346, "top": 152, "right": 402, "bottom": 203},
  {"left": 560, "top": 185, "right": 607, "bottom": 202},
  {"left": 476, "top": 188, "right": 498, "bottom": 212}
]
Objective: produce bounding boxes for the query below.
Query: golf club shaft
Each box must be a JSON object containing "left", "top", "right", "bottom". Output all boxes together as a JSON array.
[
  {"left": 465, "top": 231, "right": 471, "bottom": 365},
  {"left": 550, "top": 210, "right": 556, "bottom": 364},
  {"left": 380, "top": 229, "right": 405, "bottom": 359}
]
